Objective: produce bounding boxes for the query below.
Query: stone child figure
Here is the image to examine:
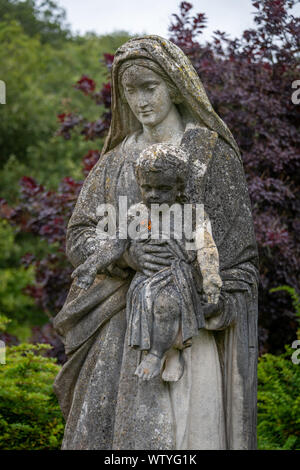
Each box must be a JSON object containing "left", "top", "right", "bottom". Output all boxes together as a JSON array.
[
  {"left": 71, "top": 143, "right": 221, "bottom": 295},
  {"left": 71, "top": 143, "right": 222, "bottom": 380},
  {"left": 128, "top": 143, "right": 222, "bottom": 381}
]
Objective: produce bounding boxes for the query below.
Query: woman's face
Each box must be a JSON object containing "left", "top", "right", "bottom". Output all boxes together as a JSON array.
[{"left": 121, "top": 65, "right": 174, "bottom": 127}]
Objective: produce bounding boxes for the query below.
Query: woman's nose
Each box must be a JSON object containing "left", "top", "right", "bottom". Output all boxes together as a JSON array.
[{"left": 137, "top": 92, "right": 149, "bottom": 108}]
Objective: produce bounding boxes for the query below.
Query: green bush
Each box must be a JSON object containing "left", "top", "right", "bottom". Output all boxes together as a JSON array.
[
  {"left": 0, "top": 18, "right": 131, "bottom": 202},
  {"left": 0, "top": 219, "right": 47, "bottom": 340},
  {"left": 1, "top": 316, "right": 300, "bottom": 450},
  {"left": 0, "top": 343, "right": 63, "bottom": 450},
  {"left": 258, "top": 286, "right": 300, "bottom": 450},
  {"left": 257, "top": 347, "right": 300, "bottom": 450}
]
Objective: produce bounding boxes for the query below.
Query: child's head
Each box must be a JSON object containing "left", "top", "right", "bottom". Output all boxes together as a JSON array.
[{"left": 135, "top": 143, "right": 189, "bottom": 208}]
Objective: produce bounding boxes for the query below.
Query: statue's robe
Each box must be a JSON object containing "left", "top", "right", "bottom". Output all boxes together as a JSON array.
[{"left": 53, "top": 127, "right": 259, "bottom": 450}]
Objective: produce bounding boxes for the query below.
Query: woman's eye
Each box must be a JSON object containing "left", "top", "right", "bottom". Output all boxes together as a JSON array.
[
  {"left": 145, "top": 85, "right": 156, "bottom": 92},
  {"left": 126, "top": 88, "right": 134, "bottom": 95}
]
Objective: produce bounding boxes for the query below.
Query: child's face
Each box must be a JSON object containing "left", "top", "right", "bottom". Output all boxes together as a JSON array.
[{"left": 138, "top": 169, "right": 180, "bottom": 208}]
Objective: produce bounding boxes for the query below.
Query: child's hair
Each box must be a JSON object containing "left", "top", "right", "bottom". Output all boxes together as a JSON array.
[{"left": 135, "top": 143, "right": 189, "bottom": 190}]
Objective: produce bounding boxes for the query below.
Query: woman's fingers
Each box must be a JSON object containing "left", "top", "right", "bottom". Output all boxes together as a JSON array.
[
  {"left": 142, "top": 254, "right": 172, "bottom": 266},
  {"left": 129, "top": 241, "right": 172, "bottom": 273},
  {"left": 143, "top": 261, "right": 164, "bottom": 272},
  {"left": 143, "top": 244, "right": 169, "bottom": 254},
  {"left": 143, "top": 269, "right": 156, "bottom": 277},
  {"left": 147, "top": 251, "right": 172, "bottom": 258}
]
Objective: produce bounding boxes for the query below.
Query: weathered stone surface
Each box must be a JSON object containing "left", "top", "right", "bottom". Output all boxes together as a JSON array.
[{"left": 53, "top": 35, "right": 259, "bottom": 450}]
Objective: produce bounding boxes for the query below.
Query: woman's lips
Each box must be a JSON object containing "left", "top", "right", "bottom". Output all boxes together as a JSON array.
[{"left": 140, "top": 110, "right": 153, "bottom": 115}]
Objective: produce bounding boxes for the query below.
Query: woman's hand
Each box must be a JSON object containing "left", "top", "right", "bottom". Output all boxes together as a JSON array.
[
  {"left": 124, "top": 240, "right": 173, "bottom": 276},
  {"left": 71, "top": 263, "right": 97, "bottom": 290}
]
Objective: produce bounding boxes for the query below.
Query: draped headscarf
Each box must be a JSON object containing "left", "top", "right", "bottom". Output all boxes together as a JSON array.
[{"left": 102, "top": 35, "right": 241, "bottom": 159}]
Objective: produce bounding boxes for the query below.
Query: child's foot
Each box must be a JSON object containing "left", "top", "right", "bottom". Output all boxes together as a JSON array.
[{"left": 135, "top": 353, "right": 162, "bottom": 381}]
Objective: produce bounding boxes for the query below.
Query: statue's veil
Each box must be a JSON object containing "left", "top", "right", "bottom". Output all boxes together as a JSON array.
[{"left": 102, "top": 35, "right": 240, "bottom": 158}]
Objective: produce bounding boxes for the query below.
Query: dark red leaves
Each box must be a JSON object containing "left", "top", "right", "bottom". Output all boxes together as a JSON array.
[
  {"left": 74, "top": 75, "right": 96, "bottom": 95},
  {"left": 92, "top": 82, "right": 112, "bottom": 108},
  {"left": 82, "top": 150, "right": 100, "bottom": 176},
  {"left": 181, "top": 2, "right": 193, "bottom": 14},
  {"left": 169, "top": 1, "right": 207, "bottom": 51},
  {"left": 20, "top": 176, "right": 44, "bottom": 196},
  {"left": 21, "top": 253, "right": 36, "bottom": 267},
  {"left": 56, "top": 64, "right": 112, "bottom": 141},
  {"left": 56, "top": 113, "right": 83, "bottom": 140},
  {"left": 103, "top": 53, "right": 114, "bottom": 69},
  {"left": 81, "top": 115, "right": 111, "bottom": 140},
  {"left": 100, "top": 82, "right": 111, "bottom": 108},
  {"left": 57, "top": 113, "right": 67, "bottom": 122}
]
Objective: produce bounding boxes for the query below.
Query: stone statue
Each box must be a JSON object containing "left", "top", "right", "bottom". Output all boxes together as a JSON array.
[{"left": 53, "top": 36, "right": 259, "bottom": 450}]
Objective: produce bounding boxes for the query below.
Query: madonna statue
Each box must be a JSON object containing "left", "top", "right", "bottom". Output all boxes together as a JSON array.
[{"left": 53, "top": 36, "right": 259, "bottom": 450}]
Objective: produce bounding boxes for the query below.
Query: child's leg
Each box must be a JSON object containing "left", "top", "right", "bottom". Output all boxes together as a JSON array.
[
  {"left": 135, "top": 285, "right": 180, "bottom": 380},
  {"left": 151, "top": 286, "right": 181, "bottom": 358}
]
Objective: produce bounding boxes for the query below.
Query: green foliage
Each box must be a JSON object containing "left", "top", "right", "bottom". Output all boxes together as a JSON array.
[
  {"left": 0, "top": 17, "right": 130, "bottom": 201},
  {"left": 257, "top": 285, "right": 300, "bottom": 449},
  {"left": 0, "top": 314, "right": 11, "bottom": 332},
  {"left": 0, "top": 0, "right": 71, "bottom": 45},
  {"left": 0, "top": 19, "right": 48, "bottom": 168},
  {"left": 257, "top": 346, "right": 300, "bottom": 450},
  {"left": 0, "top": 219, "right": 46, "bottom": 340},
  {"left": 0, "top": 343, "right": 63, "bottom": 449}
]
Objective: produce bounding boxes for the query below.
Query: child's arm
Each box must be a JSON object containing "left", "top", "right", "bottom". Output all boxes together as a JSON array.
[
  {"left": 195, "top": 216, "right": 222, "bottom": 304},
  {"left": 71, "top": 238, "right": 128, "bottom": 289}
]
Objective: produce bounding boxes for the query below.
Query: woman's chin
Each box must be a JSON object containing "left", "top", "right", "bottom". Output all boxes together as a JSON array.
[{"left": 139, "top": 116, "right": 156, "bottom": 126}]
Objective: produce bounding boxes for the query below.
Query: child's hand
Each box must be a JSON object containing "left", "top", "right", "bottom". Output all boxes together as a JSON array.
[
  {"left": 71, "top": 264, "right": 97, "bottom": 290},
  {"left": 202, "top": 273, "right": 222, "bottom": 304}
]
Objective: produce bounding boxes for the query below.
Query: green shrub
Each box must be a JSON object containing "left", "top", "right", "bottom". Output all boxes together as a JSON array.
[
  {"left": 0, "top": 18, "right": 130, "bottom": 202},
  {"left": 257, "top": 346, "right": 300, "bottom": 450},
  {"left": 258, "top": 285, "right": 300, "bottom": 449},
  {"left": 0, "top": 219, "right": 47, "bottom": 340},
  {"left": 0, "top": 343, "right": 63, "bottom": 449}
]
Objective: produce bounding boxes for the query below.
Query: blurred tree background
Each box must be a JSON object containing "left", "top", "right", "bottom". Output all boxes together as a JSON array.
[
  {"left": 0, "top": 0, "right": 299, "bottom": 450},
  {"left": 0, "top": 0, "right": 130, "bottom": 200}
]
